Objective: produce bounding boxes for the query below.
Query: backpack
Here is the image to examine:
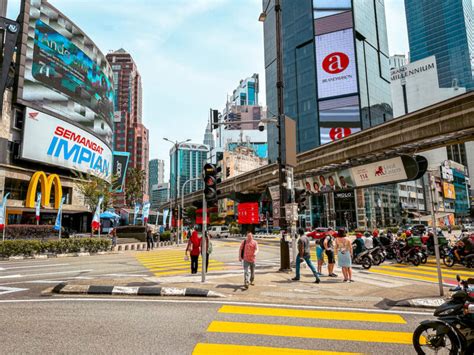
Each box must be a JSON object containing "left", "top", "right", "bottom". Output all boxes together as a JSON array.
[
  {"left": 324, "top": 236, "right": 333, "bottom": 250},
  {"left": 240, "top": 240, "right": 246, "bottom": 259}
]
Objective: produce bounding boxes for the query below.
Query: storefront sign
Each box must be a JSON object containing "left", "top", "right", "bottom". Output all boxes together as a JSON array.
[
  {"left": 443, "top": 182, "right": 456, "bottom": 200},
  {"left": 22, "top": 109, "right": 113, "bottom": 181},
  {"left": 25, "top": 171, "right": 62, "bottom": 209}
]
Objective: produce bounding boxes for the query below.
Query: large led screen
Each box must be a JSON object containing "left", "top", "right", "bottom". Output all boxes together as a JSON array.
[
  {"left": 16, "top": 0, "right": 114, "bottom": 145},
  {"left": 315, "top": 28, "right": 358, "bottom": 99}
]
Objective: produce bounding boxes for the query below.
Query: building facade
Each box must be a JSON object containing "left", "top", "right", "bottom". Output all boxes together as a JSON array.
[
  {"left": 169, "top": 143, "right": 208, "bottom": 200},
  {"left": 106, "top": 49, "right": 149, "bottom": 206},
  {"left": 148, "top": 159, "right": 165, "bottom": 194},
  {"left": 389, "top": 54, "right": 408, "bottom": 69},
  {"left": 150, "top": 182, "right": 169, "bottom": 209},
  {"left": 405, "top": 0, "right": 474, "bottom": 91},
  {"left": 263, "top": 0, "right": 396, "bottom": 229}
]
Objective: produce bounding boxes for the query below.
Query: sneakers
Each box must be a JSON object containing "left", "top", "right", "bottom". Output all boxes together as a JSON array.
[
  {"left": 250, "top": 281, "right": 255, "bottom": 286},
  {"left": 329, "top": 273, "right": 338, "bottom": 277},
  {"left": 314, "top": 278, "right": 320, "bottom": 284},
  {"left": 291, "top": 277, "right": 300, "bottom": 281},
  {"left": 244, "top": 283, "right": 249, "bottom": 289}
]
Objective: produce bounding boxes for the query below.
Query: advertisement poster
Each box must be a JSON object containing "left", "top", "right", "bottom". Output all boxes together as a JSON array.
[
  {"left": 350, "top": 157, "right": 408, "bottom": 187},
  {"left": 22, "top": 108, "right": 113, "bottom": 181},
  {"left": 238, "top": 203, "right": 259, "bottom": 224},
  {"left": 315, "top": 29, "right": 358, "bottom": 99},
  {"left": 112, "top": 152, "right": 130, "bottom": 192},
  {"left": 442, "top": 182, "right": 456, "bottom": 200}
]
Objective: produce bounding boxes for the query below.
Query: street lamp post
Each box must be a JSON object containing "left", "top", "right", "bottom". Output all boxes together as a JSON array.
[
  {"left": 260, "top": 0, "right": 291, "bottom": 271},
  {"left": 163, "top": 138, "right": 191, "bottom": 244}
]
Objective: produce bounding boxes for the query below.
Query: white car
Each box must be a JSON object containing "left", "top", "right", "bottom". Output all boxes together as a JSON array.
[{"left": 208, "top": 226, "right": 230, "bottom": 238}]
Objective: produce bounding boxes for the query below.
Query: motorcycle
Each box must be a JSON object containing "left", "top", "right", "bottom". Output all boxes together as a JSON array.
[
  {"left": 443, "top": 247, "right": 474, "bottom": 268},
  {"left": 394, "top": 240, "right": 422, "bottom": 266},
  {"left": 412, "top": 275, "right": 474, "bottom": 354},
  {"left": 352, "top": 246, "right": 373, "bottom": 269},
  {"left": 369, "top": 246, "right": 386, "bottom": 266}
]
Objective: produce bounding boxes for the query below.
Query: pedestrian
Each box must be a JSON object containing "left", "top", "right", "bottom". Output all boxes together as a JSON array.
[
  {"left": 185, "top": 226, "right": 201, "bottom": 274},
  {"left": 239, "top": 231, "right": 259, "bottom": 289},
  {"left": 203, "top": 231, "right": 212, "bottom": 272},
  {"left": 292, "top": 228, "right": 320, "bottom": 283},
  {"left": 315, "top": 236, "right": 325, "bottom": 275},
  {"left": 110, "top": 228, "right": 117, "bottom": 249},
  {"left": 335, "top": 228, "right": 353, "bottom": 282},
  {"left": 146, "top": 227, "right": 154, "bottom": 251},
  {"left": 323, "top": 231, "right": 337, "bottom": 277}
]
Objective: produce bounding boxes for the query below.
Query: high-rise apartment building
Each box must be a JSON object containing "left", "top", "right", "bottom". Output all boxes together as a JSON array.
[
  {"left": 150, "top": 182, "right": 169, "bottom": 209},
  {"left": 263, "top": 0, "right": 396, "bottom": 228},
  {"left": 231, "top": 74, "right": 259, "bottom": 106},
  {"left": 148, "top": 159, "right": 165, "bottom": 194},
  {"left": 405, "top": 0, "right": 474, "bottom": 91},
  {"left": 106, "top": 49, "right": 149, "bottom": 206},
  {"left": 169, "top": 143, "right": 208, "bottom": 199}
]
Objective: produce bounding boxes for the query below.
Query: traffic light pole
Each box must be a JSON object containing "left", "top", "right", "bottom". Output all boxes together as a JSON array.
[{"left": 201, "top": 194, "right": 207, "bottom": 283}]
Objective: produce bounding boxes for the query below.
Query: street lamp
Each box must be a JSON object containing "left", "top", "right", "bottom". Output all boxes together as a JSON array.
[
  {"left": 163, "top": 137, "right": 191, "bottom": 244},
  {"left": 259, "top": 0, "right": 291, "bottom": 272}
]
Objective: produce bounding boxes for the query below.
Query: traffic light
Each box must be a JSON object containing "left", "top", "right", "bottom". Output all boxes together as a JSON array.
[
  {"left": 202, "top": 163, "right": 221, "bottom": 203},
  {"left": 295, "top": 188, "right": 307, "bottom": 213},
  {"left": 211, "top": 109, "right": 219, "bottom": 130}
]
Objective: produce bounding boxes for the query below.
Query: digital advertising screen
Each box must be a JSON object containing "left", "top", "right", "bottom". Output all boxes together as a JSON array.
[
  {"left": 16, "top": 0, "right": 114, "bottom": 146},
  {"left": 315, "top": 28, "right": 358, "bottom": 99}
]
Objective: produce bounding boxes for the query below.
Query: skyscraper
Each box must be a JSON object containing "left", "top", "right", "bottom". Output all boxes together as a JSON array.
[
  {"left": 148, "top": 159, "right": 165, "bottom": 194},
  {"left": 203, "top": 123, "right": 215, "bottom": 150},
  {"left": 263, "top": 0, "right": 396, "bottom": 228},
  {"left": 169, "top": 143, "right": 208, "bottom": 199},
  {"left": 106, "top": 49, "right": 150, "bottom": 206},
  {"left": 405, "top": 0, "right": 474, "bottom": 91}
]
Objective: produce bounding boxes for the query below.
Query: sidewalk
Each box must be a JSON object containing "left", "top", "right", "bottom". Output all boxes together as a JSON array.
[{"left": 49, "top": 264, "right": 449, "bottom": 310}]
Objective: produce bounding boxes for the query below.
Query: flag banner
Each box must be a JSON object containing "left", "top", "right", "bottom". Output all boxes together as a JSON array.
[
  {"left": 35, "top": 192, "right": 42, "bottom": 221},
  {"left": 163, "top": 209, "right": 169, "bottom": 228},
  {"left": 142, "top": 202, "right": 151, "bottom": 224},
  {"left": 155, "top": 211, "right": 160, "bottom": 227},
  {"left": 53, "top": 197, "right": 66, "bottom": 231},
  {"left": 133, "top": 203, "right": 141, "bottom": 225},
  {"left": 91, "top": 196, "right": 104, "bottom": 231},
  {"left": 0, "top": 193, "right": 10, "bottom": 230}
]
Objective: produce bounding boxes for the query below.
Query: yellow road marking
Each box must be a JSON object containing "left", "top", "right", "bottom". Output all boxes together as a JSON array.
[
  {"left": 153, "top": 266, "right": 225, "bottom": 276},
  {"left": 140, "top": 260, "right": 223, "bottom": 268},
  {"left": 207, "top": 321, "right": 413, "bottom": 345},
  {"left": 218, "top": 305, "right": 406, "bottom": 324},
  {"left": 369, "top": 268, "right": 439, "bottom": 282},
  {"left": 193, "top": 343, "right": 361, "bottom": 355},
  {"left": 147, "top": 263, "right": 224, "bottom": 272},
  {"left": 379, "top": 265, "right": 474, "bottom": 279}
]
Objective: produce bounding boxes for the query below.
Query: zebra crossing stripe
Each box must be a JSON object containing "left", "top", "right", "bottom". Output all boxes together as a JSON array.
[
  {"left": 218, "top": 305, "right": 406, "bottom": 324},
  {"left": 193, "top": 343, "right": 361, "bottom": 355}
]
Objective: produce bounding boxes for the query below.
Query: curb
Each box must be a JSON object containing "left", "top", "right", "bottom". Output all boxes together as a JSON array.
[
  {"left": 392, "top": 297, "right": 446, "bottom": 309},
  {"left": 1, "top": 251, "right": 114, "bottom": 261},
  {"left": 51, "top": 283, "right": 225, "bottom": 298}
]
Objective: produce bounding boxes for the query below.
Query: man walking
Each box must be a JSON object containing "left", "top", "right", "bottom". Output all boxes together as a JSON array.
[
  {"left": 239, "top": 231, "right": 259, "bottom": 289},
  {"left": 292, "top": 229, "right": 321, "bottom": 283}
]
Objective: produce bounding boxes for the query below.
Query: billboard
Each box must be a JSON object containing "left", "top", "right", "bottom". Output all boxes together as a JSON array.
[
  {"left": 315, "top": 29, "right": 358, "bottom": 99},
  {"left": 112, "top": 152, "right": 130, "bottom": 192},
  {"left": 22, "top": 108, "right": 113, "bottom": 181},
  {"left": 319, "top": 97, "right": 361, "bottom": 144},
  {"left": 238, "top": 202, "right": 259, "bottom": 224},
  {"left": 443, "top": 182, "right": 456, "bottom": 200},
  {"left": 16, "top": 0, "right": 114, "bottom": 145},
  {"left": 350, "top": 157, "right": 408, "bottom": 187}
]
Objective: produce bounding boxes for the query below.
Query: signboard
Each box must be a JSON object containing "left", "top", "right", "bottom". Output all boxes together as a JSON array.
[
  {"left": 16, "top": 0, "right": 114, "bottom": 144},
  {"left": 22, "top": 109, "right": 113, "bottom": 181},
  {"left": 315, "top": 29, "right": 358, "bottom": 99},
  {"left": 238, "top": 202, "right": 259, "bottom": 224},
  {"left": 350, "top": 157, "right": 408, "bottom": 187},
  {"left": 112, "top": 152, "right": 130, "bottom": 192},
  {"left": 443, "top": 182, "right": 456, "bottom": 200},
  {"left": 440, "top": 165, "right": 454, "bottom": 182}
]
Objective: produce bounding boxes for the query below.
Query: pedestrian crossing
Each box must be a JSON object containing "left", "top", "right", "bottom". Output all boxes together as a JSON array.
[
  {"left": 192, "top": 305, "right": 416, "bottom": 354},
  {"left": 135, "top": 249, "right": 226, "bottom": 277},
  {"left": 368, "top": 257, "right": 473, "bottom": 285}
]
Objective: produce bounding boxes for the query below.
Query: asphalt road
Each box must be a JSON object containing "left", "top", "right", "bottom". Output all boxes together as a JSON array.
[{"left": 0, "top": 298, "right": 430, "bottom": 354}]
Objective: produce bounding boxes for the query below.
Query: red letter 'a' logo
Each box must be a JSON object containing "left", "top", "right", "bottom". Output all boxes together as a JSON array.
[
  {"left": 329, "top": 127, "right": 352, "bottom": 141},
  {"left": 322, "top": 52, "right": 349, "bottom": 74}
]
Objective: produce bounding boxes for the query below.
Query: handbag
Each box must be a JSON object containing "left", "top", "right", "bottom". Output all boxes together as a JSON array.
[{"left": 208, "top": 241, "right": 213, "bottom": 255}]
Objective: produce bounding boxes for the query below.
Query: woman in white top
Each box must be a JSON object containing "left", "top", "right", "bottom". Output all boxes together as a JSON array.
[{"left": 335, "top": 228, "right": 353, "bottom": 282}]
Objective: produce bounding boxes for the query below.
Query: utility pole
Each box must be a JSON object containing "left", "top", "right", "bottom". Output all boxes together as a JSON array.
[{"left": 429, "top": 171, "right": 444, "bottom": 296}]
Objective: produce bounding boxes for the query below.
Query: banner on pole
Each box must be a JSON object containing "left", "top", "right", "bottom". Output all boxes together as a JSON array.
[
  {"left": 35, "top": 192, "right": 41, "bottom": 222},
  {"left": 0, "top": 193, "right": 10, "bottom": 230},
  {"left": 163, "top": 209, "right": 169, "bottom": 228},
  {"left": 91, "top": 196, "right": 104, "bottom": 231},
  {"left": 53, "top": 197, "right": 66, "bottom": 231},
  {"left": 142, "top": 202, "right": 150, "bottom": 224}
]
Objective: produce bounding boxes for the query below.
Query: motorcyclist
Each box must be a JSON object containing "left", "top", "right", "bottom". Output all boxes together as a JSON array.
[
  {"left": 426, "top": 231, "right": 435, "bottom": 252},
  {"left": 372, "top": 229, "right": 382, "bottom": 248},
  {"left": 363, "top": 232, "right": 374, "bottom": 249},
  {"left": 352, "top": 233, "right": 366, "bottom": 258},
  {"left": 454, "top": 236, "right": 474, "bottom": 262},
  {"left": 379, "top": 232, "right": 392, "bottom": 247}
]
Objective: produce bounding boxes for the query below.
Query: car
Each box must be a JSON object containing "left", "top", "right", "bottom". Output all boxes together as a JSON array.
[
  {"left": 208, "top": 226, "right": 230, "bottom": 238},
  {"left": 307, "top": 228, "right": 332, "bottom": 240}
]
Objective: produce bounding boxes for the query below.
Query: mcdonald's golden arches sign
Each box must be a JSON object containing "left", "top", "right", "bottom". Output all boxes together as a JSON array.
[{"left": 25, "top": 172, "right": 62, "bottom": 209}]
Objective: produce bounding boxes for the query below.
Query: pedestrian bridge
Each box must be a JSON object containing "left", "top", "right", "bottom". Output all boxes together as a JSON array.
[{"left": 176, "top": 92, "right": 474, "bottom": 207}]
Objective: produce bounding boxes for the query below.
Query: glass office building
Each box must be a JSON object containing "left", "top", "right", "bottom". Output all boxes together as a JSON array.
[
  {"left": 405, "top": 0, "right": 474, "bottom": 91},
  {"left": 263, "top": 0, "right": 397, "bottom": 228},
  {"left": 169, "top": 143, "right": 208, "bottom": 199}
]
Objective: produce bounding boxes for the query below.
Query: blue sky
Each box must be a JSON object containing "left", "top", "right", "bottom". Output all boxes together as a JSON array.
[{"left": 7, "top": 0, "right": 410, "bottom": 173}]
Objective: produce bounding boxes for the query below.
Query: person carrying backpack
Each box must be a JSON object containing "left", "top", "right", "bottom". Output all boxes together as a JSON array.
[{"left": 323, "top": 232, "right": 337, "bottom": 277}]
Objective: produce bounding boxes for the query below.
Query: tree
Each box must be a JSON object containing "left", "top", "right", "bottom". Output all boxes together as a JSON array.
[
  {"left": 74, "top": 174, "right": 114, "bottom": 212},
  {"left": 125, "top": 168, "right": 145, "bottom": 207}
]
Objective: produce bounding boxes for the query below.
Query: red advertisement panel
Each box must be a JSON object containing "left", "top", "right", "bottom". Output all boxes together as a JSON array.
[{"left": 238, "top": 203, "right": 259, "bottom": 224}]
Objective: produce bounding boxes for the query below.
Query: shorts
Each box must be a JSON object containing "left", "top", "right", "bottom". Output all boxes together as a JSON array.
[
  {"left": 325, "top": 249, "right": 335, "bottom": 264},
  {"left": 316, "top": 245, "right": 324, "bottom": 261}
]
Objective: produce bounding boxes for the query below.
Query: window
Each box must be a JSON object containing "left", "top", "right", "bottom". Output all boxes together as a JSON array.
[
  {"left": 13, "top": 108, "right": 24, "bottom": 129},
  {"left": 4, "top": 178, "right": 30, "bottom": 200}
]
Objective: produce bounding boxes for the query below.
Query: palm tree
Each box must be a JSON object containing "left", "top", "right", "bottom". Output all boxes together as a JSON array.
[{"left": 125, "top": 168, "right": 145, "bottom": 207}]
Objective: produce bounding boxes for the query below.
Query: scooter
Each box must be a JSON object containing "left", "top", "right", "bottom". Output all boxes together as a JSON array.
[
  {"left": 443, "top": 248, "right": 474, "bottom": 268},
  {"left": 369, "top": 246, "right": 386, "bottom": 266},
  {"left": 394, "top": 240, "right": 422, "bottom": 266},
  {"left": 352, "top": 246, "right": 372, "bottom": 270},
  {"left": 412, "top": 275, "right": 474, "bottom": 354}
]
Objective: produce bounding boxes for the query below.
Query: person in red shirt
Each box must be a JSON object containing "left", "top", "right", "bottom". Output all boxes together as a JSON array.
[
  {"left": 239, "top": 231, "right": 259, "bottom": 289},
  {"left": 185, "top": 226, "right": 201, "bottom": 274}
]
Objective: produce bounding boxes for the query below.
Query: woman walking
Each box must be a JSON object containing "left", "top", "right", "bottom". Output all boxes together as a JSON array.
[
  {"left": 335, "top": 228, "right": 353, "bottom": 282},
  {"left": 185, "top": 226, "right": 201, "bottom": 274}
]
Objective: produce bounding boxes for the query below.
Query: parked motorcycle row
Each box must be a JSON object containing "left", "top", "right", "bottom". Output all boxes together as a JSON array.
[{"left": 413, "top": 275, "right": 474, "bottom": 354}]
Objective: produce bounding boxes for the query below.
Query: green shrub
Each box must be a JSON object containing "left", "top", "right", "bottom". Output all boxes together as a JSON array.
[
  {"left": 0, "top": 238, "right": 111, "bottom": 257},
  {"left": 4, "top": 225, "right": 60, "bottom": 239},
  {"left": 159, "top": 231, "right": 171, "bottom": 241},
  {"left": 115, "top": 225, "right": 146, "bottom": 242}
]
